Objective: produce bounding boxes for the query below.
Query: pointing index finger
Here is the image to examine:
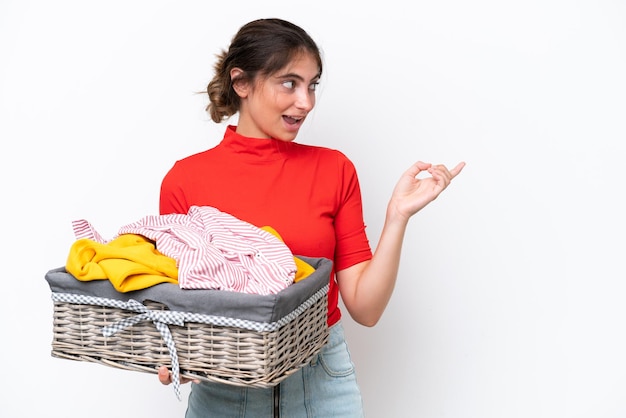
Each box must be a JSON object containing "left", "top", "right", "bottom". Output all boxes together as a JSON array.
[{"left": 449, "top": 162, "right": 466, "bottom": 178}]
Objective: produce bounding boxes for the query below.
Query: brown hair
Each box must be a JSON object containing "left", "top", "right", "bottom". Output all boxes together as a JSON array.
[{"left": 206, "top": 18, "right": 323, "bottom": 123}]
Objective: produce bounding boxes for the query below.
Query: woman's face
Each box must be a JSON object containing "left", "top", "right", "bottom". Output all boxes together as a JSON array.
[{"left": 235, "top": 53, "right": 321, "bottom": 142}]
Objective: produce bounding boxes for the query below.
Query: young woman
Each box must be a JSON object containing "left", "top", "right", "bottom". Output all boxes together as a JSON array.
[{"left": 157, "top": 17, "right": 464, "bottom": 417}]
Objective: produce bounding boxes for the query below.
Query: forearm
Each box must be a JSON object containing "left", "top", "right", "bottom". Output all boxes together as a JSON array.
[
  {"left": 340, "top": 208, "right": 409, "bottom": 327},
  {"left": 338, "top": 160, "right": 464, "bottom": 327}
]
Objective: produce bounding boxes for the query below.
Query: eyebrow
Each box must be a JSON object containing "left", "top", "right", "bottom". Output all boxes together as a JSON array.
[{"left": 276, "top": 72, "right": 321, "bottom": 82}]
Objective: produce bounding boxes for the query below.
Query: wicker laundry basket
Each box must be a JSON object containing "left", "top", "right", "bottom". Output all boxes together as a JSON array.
[{"left": 45, "top": 256, "right": 331, "bottom": 400}]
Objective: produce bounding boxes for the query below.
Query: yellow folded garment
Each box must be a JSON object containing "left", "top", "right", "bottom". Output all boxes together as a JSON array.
[
  {"left": 293, "top": 256, "right": 316, "bottom": 283},
  {"left": 261, "top": 226, "right": 315, "bottom": 282},
  {"left": 66, "top": 233, "right": 179, "bottom": 292}
]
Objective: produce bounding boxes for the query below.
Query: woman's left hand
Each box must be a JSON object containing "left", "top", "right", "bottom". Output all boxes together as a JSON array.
[{"left": 389, "top": 160, "right": 465, "bottom": 221}]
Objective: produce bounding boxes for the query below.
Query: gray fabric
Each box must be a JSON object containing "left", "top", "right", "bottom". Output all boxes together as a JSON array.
[{"left": 45, "top": 256, "right": 332, "bottom": 323}]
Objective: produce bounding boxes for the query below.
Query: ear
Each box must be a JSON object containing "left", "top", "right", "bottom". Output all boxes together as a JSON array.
[{"left": 230, "top": 68, "right": 249, "bottom": 98}]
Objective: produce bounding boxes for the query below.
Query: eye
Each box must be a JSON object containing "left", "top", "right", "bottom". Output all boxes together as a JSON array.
[
  {"left": 309, "top": 81, "right": 320, "bottom": 92},
  {"left": 282, "top": 80, "right": 295, "bottom": 89}
]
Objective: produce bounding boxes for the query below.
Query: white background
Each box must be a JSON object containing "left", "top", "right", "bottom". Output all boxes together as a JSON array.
[{"left": 1, "top": 1, "right": 625, "bottom": 417}]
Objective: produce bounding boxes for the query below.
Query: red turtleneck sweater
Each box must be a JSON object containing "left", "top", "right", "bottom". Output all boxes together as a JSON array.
[{"left": 159, "top": 125, "right": 373, "bottom": 325}]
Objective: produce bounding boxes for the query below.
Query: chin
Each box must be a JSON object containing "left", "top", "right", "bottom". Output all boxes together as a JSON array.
[{"left": 273, "top": 131, "right": 299, "bottom": 142}]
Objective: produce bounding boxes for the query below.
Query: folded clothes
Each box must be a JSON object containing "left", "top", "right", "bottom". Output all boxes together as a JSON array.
[
  {"left": 69, "top": 206, "right": 315, "bottom": 295},
  {"left": 66, "top": 234, "right": 179, "bottom": 292}
]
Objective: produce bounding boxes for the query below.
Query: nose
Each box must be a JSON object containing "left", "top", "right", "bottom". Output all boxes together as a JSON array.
[{"left": 295, "top": 88, "right": 315, "bottom": 112}]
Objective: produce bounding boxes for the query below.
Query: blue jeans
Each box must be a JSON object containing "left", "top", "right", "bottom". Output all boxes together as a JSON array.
[{"left": 185, "top": 321, "right": 364, "bottom": 417}]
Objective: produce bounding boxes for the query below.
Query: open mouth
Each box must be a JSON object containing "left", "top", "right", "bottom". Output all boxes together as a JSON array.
[{"left": 283, "top": 115, "right": 303, "bottom": 125}]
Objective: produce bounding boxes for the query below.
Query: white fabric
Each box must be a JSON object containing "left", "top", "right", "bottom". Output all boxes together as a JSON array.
[{"left": 72, "top": 206, "right": 296, "bottom": 295}]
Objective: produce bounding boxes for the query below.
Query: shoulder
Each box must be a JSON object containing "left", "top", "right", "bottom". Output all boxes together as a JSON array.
[
  {"left": 290, "top": 143, "right": 360, "bottom": 187},
  {"left": 159, "top": 148, "right": 217, "bottom": 192},
  {"left": 165, "top": 146, "right": 221, "bottom": 174},
  {"left": 175, "top": 147, "right": 218, "bottom": 165},
  {"left": 292, "top": 142, "right": 355, "bottom": 166}
]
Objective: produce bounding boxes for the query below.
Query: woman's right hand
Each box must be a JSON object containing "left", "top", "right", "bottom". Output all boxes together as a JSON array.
[{"left": 158, "top": 365, "right": 200, "bottom": 385}]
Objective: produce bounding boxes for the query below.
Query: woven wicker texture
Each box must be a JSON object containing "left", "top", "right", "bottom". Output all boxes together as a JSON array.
[{"left": 51, "top": 296, "right": 328, "bottom": 387}]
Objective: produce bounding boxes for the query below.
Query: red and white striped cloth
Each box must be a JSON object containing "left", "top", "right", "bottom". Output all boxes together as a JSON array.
[{"left": 71, "top": 206, "right": 297, "bottom": 295}]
